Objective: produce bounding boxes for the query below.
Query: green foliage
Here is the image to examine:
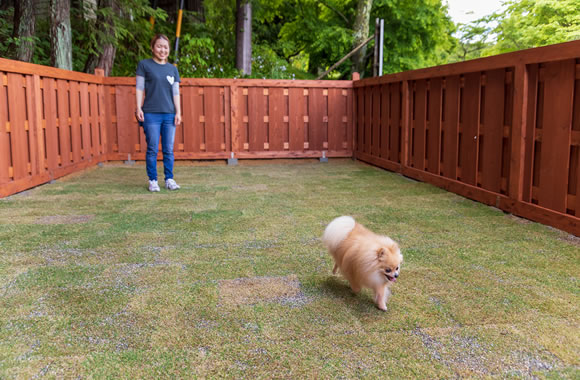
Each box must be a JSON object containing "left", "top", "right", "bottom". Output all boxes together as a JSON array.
[
  {"left": 485, "top": 0, "right": 580, "bottom": 55},
  {"left": 450, "top": 0, "right": 580, "bottom": 62}
]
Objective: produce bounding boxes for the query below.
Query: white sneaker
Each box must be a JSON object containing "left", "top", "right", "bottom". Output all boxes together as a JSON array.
[
  {"left": 148, "top": 180, "right": 160, "bottom": 192},
  {"left": 165, "top": 178, "right": 180, "bottom": 190}
]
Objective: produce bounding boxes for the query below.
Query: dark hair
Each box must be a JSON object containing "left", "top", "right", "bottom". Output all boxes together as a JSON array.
[{"left": 150, "top": 34, "right": 170, "bottom": 50}]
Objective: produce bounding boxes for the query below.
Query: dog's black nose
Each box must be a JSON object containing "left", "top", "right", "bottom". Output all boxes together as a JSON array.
[{"left": 394, "top": 273, "right": 399, "bottom": 278}]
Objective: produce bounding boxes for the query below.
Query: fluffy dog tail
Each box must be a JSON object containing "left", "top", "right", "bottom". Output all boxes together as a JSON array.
[{"left": 322, "top": 216, "right": 356, "bottom": 252}]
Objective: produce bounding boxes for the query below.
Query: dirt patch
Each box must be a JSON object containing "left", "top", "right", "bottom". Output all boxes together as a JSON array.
[
  {"left": 219, "top": 275, "right": 307, "bottom": 307},
  {"left": 35, "top": 215, "right": 94, "bottom": 225}
]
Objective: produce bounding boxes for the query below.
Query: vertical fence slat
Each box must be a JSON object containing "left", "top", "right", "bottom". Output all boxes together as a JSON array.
[
  {"left": 346, "top": 88, "right": 353, "bottom": 153},
  {"left": 43, "top": 78, "right": 59, "bottom": 171},
  {"left": 413, "top": 80, "right": 427, "bottom": 170},
  {"left": 389, "top": 83, "right": 401, "bottom": 163},
  {"left": 442, "top": 76, "right": 460, "bottom": 179},
  {"left": 355, "top": 88, "right": 364, "bottom": 155},
  {"left": 427, "top": 78, "right": 442, "bottom": 175},
  {"left": 0, "top": 73, "right": 10, "bottom": 183},
  {"left": 308, "top": 88, "right": 325, "bottom": 151},
  {"left": 289, "top": 88, "right": 305, "bottom": 152},
  {"left": 7, "top": 74, "right": 29, "bottom": 180},
  {"left": 537, "top": 60, "right": 575, "bottom": 212},
  {"left": 480, "top": 69, "right": 506, "bottom": 193},
  {"left": 89, "top": 84, "right": 100, "bottom": 158},
  {"left": 269, "top": 87, "right": 285, "bottom": 151},
  {"left": 460, "top": 72, "right": 481, "bottom": 185},
  {"left": 380, "top": 85, "right": 390, "bottom": 159},
  {"left": 363, "top": 87, "right": 372, "bottom": 154},
  {"left": 371, "top": 86, "right": 381, "bottom": 156},
  {"left": 114, "top": 85, "right": 134, "bottom": 158},
  {"left": 57, "top": 79, "right": 72, "bottom": 166},
  {"left": 205, "top": 87, "right": 223, "bottom": 152},
  {"left": 26, "top": 75, "right": 45, "bottom": 176},
  {"left": 69, "top": 81, "right": 83, "bottom": 163},
  {"left": 248, "top": 87, "right": 266, "bottom": 151},
  {"left": 522, "top": 65, "right": 538, "bottom": 202},
  {"left": 327, "top": 88, "right": 342, "bottom": 152}
]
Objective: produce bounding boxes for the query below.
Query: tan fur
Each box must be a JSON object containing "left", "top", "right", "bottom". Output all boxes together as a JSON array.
[{"left": 323, "top": 216, "right": 402, "bottom": 311}]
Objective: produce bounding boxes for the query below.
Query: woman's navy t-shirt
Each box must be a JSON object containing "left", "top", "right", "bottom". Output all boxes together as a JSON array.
[{"left": 136, "top": 59, "right": 180, "bottom": 113}]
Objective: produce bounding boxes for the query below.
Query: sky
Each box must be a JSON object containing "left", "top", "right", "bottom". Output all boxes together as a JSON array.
[{"left": 444, "top": 0, "right": 505, "bottom": 25}]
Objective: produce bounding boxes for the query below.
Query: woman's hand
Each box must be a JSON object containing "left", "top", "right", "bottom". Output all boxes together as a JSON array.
[
  {"left": 174, "top": 113, "right": 182, "bottom": 126},
  {"left": 136, "top": 108, "right": 144, "bottom": 122}
]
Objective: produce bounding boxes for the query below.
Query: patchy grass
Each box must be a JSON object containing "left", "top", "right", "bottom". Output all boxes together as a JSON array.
[{"left": 0, "top": 159, "right": 578, "bottom": 378}]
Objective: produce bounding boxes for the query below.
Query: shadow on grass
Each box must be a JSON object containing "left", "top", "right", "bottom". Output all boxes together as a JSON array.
[{"left": 320, "top": 275, "right": 377, "bottom": 312}]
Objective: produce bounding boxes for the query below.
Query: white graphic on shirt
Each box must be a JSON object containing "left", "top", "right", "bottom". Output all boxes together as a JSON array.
[{"left": 166, "top": 75, "right": 175, "bottom": 85}]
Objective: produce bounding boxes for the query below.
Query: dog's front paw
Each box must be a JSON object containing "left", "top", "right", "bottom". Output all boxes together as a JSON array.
[{"left": 377, "top": 304, "right": 388, "bottom": 312}]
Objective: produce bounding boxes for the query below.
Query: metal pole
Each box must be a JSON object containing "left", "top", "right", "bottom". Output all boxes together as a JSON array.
[
  {"left": 373, "top": 18, "right": 379, "bottom": 76},
  {"left": 379, "top": 19, "right": 384, "bottom": 76},
  {"left": 174, "top": 0, "right": 185, "bottom": 64}
]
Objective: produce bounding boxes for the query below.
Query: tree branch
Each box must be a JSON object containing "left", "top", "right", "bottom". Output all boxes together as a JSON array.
[{"left": 316, "top": 0, "right": 349, "bottom": 25}]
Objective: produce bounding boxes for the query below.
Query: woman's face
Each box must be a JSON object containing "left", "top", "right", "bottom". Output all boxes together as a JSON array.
[{"left": 152, "top": 38, "right": 170, "bottom": 62}]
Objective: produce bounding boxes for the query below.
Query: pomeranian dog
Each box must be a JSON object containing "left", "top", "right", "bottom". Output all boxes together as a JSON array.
[{"left": 323, "top": 216, "right": 402, "bottom": 311}]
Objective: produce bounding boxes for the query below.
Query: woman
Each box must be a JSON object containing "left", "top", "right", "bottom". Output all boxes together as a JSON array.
[{"left": 136, "top": 34, "right": 182, "bottom": 192}]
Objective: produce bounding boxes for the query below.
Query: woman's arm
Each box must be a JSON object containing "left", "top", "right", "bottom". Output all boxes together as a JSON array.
[
  {"left": 173, "top": 82, "right": 181, "bottom": 126},
  {"left": 136, "top": 75, "right": 145, "bottom": 122}
]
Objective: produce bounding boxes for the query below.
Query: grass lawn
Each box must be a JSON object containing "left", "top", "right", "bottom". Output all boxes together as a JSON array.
[{"left": 0, "top": 159, "right": 578, "bottom": 378}]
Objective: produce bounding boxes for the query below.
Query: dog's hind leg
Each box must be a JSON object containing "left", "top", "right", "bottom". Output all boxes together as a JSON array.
[
  {"left": 332, "top": 263, "right": 338, "bottom": 274},
  {"left": 374, "top": 285, "right": 388, "bottom": 311}
]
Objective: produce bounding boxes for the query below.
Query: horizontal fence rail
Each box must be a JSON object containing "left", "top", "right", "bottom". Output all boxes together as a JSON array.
[
  {"left": 354, "top": 40, "right": 580, "bottom": 236},
  {"left": 1, "top": 40, "right": 579, "bottom": 236}
]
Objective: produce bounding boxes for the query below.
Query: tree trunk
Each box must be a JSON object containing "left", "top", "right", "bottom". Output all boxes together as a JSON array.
[
  {"left": 12, "top": 0, "right": 36, "bottom": 62},
  {"left": 235, "top": 0, "right": 252, "bottom": 75},
  {"left": 351, "top": 0, "right": 373, "bottom": 76},
  {"left": 84, "top": 0, "right": 118, "bottom": 76},
  {"left": 50, "top": 0, "right": 72, "bottom": 70}
]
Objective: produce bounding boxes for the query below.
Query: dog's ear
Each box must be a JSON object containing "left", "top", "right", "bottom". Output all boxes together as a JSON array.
[{"left": 377, "top": 248, "right": 385, "bottom": 258}]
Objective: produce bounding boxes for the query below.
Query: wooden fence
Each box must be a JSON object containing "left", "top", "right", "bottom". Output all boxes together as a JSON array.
[
  {"left": 353, "top": 40, "right": 580, "bottom": 236},
  {"left": 0, "top": 59, "right": 108, "bottom": 198},
  {"left": 1, "top": 40, "right": 579, "bottom": 235},
  {"left": 105, "top": 78, "right": 353, "bottom": 161}
]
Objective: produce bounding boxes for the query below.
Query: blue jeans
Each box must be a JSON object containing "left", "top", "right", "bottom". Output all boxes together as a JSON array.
[{"left": 143, "top": 113, "right": 176, "bottom": 181}]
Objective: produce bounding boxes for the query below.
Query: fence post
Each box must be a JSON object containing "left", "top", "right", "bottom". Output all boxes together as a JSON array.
[
  {"left": 352, "top": 72, "right": 360, "bottom": 160},
  {"left": 509, "top": 63, "right": 529, "bottom": 202}
]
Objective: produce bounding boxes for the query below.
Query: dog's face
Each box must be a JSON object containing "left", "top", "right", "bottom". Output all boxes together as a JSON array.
[{"left": 377, "top": 243, "right": 403, "bottom": 283}]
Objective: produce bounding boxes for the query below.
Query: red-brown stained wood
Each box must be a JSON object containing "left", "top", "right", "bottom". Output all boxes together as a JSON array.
[
  {"left": 480, "top": 69, "right": 506, "bottom": 193},
  {"left": 413, "top": 80, "right": 427, "bottom": 170},
  {"left": 427, "top": 78, "right": 442, "bottom": 175},
  {"left": 8, "top": 74, "right": 30, "bottom": 180},
  {"left": 69, "top": 81, "right": 83, "bottom": 164},
  {"left": 355, "top": 88, "right": 364, "bottom": 154},
  {"left": 289, "top": 88, "right": 305, "bottom": 151},
  {"left": 309, "top": 88, "right": 325, "bottom": 151},
  {"left": 43, "top": 77, "right": 59, "bottom": 171},
  {"left": 205, "top": 87, "right": 223, "bottom": 152},
  {"left": 380, "top": 85, "right": 390, "bottom": 159},
  {"left": 573, "top": 76, "right": 580, "bottom": 215},
  {"left": 389, "top": 82, "right": 401, "bottom": 163},
  {"left": 56, "top": 79, "right": 71, "bottom": 166},
  {"left": 346, "top": 88, "right": 353, "bottom": 152},
  {"left": 442, "top": 75, "right": 460, "bottom": 179},
  {"left": 537, "top": 60, "right": 575, "bottom": 212},
  {"left": 268, "top": 87, "right": 285, "bottom": 151},
  {"left": 363, "top": 87, "right": 372, "bottom": 154},
  {"left": 26, "top": 75, "right": 45, "bottom": 176},
  {"left": 88, "top": 84, "right": 99, "bottom": 157},
  {"left": 522, "top": 65, "right": 538, "bottom": 202},
  {"left": 0, "top": 74, "right": 10, "bottom": 183},
  {"left": 327, "top": 88, "right": 342, "bottom": 151},
  {"left": 229, "top": 85, "right": 240, "bottom": 152},
  {"left": 248, "top": 87, "right": 266, "bottom": 151},
  {"left": 371, "top": 86, "right": 381, "bottom": 156},
  {"left": 460, "top": 72, "right": 481, "bottom": 185},
  {"left": 114, "top": 85, "right": 135, "bottom": 158}
]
